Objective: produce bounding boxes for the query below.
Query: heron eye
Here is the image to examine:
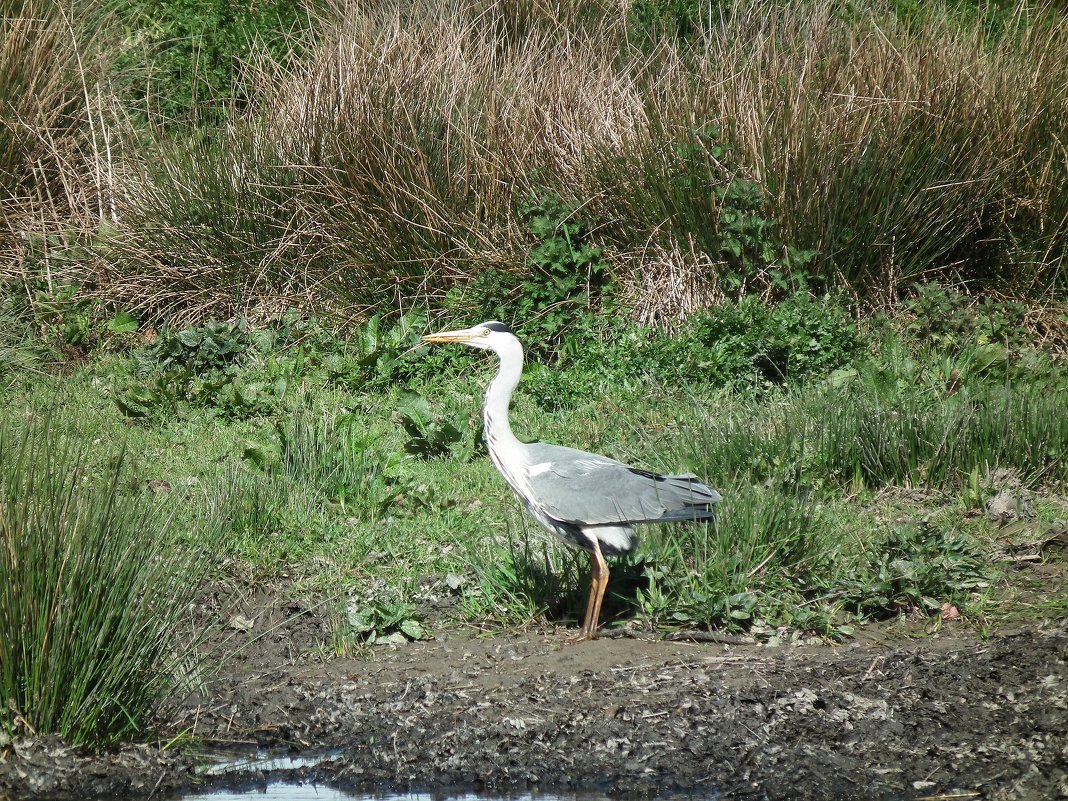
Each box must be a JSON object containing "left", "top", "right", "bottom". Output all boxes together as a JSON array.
[{"left": 480, "top": 328, "right": 490, "bottom": 337}]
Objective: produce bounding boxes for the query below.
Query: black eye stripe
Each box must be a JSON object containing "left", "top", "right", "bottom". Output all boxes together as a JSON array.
[{"left": 482, "top": 321, "right": 515, "bottom": 335}]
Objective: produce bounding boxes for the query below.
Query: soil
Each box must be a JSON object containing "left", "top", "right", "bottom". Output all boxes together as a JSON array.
[{"left": 2, "top": 587, "right": 1067, "bottom": 801}]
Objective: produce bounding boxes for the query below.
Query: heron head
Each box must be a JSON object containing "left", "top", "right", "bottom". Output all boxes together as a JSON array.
[{"left": 421, "top": 321, "right": 518, "bottom": 352}]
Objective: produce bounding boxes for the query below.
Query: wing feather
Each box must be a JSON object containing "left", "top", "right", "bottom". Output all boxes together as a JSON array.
[{"left": 525, "top": 443, "right": 720, "bottom": 527}]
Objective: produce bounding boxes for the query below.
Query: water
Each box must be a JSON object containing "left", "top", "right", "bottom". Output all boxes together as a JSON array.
[
  {"left": 183, "top": 786, "right": 362, "bottom": 801},
  {"left": 184, "top": 750, "right": 607, "bottom": 801},
  {"left": 197, "top": 749, "right": 344, "bottom": 776},
  {"left": 186, "top": 788, "right": 584, "bottom": 801},
  {"left": 185, "top": 786, "right": 594, "bottom": 801}
]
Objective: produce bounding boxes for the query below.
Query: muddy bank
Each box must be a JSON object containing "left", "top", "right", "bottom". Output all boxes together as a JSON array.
[{"left": 2, "top": 615, "right": 1066, "bottom": 801}]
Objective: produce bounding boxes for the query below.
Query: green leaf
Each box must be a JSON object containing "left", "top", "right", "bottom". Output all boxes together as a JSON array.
[
  {"left": 399, "top": 619, "right": 425, "bottom": 640},
  {"left": 107, "top": 312, "right": 138, "bottom": 334},
  {"left": 346, "top": 608, "right": 374, "bottom": 634},
  {"left": 176, "top": 329, "right": 202, "bottom": 347}
]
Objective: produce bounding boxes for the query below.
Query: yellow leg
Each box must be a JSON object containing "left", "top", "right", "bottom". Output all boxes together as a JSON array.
[
  {"left": 587, "top": 545, "right": 610, "bottom": 639},
  {"left": 570, "top": 542, "right": 609, "bottom": 643}
]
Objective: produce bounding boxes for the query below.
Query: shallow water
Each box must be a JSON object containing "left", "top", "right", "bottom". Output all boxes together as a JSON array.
[
  {"left": 182, "top": 786, "right": 360, "bottom": 801},
  {"left": 184, "top": 750, "right": 634, "bottom": 801},
  {"left": 183, "top": 788, "right": 615, "bottom": 801},
  {"left": 197, "top": 749, "right": 344, "bottom": 776}
]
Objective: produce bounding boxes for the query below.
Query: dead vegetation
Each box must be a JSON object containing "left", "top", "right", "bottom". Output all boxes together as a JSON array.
[{"left": 3, "top": 0, "right": 1067, "bottom": 323}]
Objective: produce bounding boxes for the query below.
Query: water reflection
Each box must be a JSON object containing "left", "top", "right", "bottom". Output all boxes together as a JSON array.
[
  {"left": 184, "top": 789, "right": 592, "bottom": 801},
  {"left": 198, "top": 749, "right": 343, "bottom": 776},
  {"left": 186, "top": 750, "right": 705, "bottom": 801},
  {"left": 183, "top": 786, "right": 357, "bottom": 801}
]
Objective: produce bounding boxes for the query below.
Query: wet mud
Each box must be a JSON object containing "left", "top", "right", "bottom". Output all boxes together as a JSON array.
[{"left": 2, "top": 591, "right": 1066, "bottom": 801}]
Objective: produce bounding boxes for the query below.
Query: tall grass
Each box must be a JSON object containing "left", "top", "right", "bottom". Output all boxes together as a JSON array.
[
  {"left": 592, "top": 1, "right": 1068, "bottom": 311},
  {"left": 0, "top": 415, "right": 201, "bottom": 748},
  {"left": 0, "top": 0, "right": 106, "bottom": 275},
  {"left": 463, "top": 523, "right": 587, "bottom": 627},
  {"left": 101, "top": 0, "right": 631, "bottom": 320},
  {"left": 87, "top": 0, "right": 1068, "bottom": 322},
  {"left": 104, "top": 133, "right": 323, "bottom": 322},
  {"left": 636, "top": 485, "right": 833, "bottom": 631},
  {"left": 674, "top": 363, "right": 1068, "bottom": 495}
]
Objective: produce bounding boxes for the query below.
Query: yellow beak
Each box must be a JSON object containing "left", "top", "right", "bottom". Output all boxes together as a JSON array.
[{"left": 420, "top": 326, "right": 480, "bottom": 345}]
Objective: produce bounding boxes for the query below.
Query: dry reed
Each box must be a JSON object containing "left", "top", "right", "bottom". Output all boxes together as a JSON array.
[{"left": 8, "top": 0, "right": 1068, "bottom": 322}]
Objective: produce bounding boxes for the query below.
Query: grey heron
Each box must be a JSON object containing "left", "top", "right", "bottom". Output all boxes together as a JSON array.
[{"left": 422, "top": 320, "right": 722, "bottom": 641}]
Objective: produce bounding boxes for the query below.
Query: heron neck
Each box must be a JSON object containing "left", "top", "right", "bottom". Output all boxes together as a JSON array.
[{"left": 484, "top": 345, "right": 523, "bottom": 454}]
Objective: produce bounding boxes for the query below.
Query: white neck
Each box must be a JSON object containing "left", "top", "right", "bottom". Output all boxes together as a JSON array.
[{"left": 484, "top": 337, "right": 526, "bottom": 471}]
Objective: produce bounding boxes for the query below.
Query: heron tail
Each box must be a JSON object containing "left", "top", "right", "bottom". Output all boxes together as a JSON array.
[{"left": 655, "top": 473, "right": 722, "bottom": 520}]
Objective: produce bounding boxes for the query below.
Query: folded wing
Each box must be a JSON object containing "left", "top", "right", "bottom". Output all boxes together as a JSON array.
[{"left": 525, "top": 443, "right": 721, "bottom": 527}]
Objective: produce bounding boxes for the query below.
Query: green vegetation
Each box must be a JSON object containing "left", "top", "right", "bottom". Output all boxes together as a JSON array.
[
  {"left": 108, "top": 0, "right": 318, "bottom": 126},
  {"left": 1, "top": 286, "right": 1066, "bottom": 748},
  {"left": 0, "top": 412, "right": 203, "bottom": 748},
  {"left": 1, "top": 0, "right": 1066, "bottom": 753}
]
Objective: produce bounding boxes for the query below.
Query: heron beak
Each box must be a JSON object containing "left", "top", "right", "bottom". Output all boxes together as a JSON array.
[{"left": 421, "top": 326, "right": 479, "bottom": 345}]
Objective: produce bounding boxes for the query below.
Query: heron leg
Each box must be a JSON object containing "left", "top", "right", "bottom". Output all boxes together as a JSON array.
[{"left": 571, "top": 541, "right": 609, "bottom": 643}]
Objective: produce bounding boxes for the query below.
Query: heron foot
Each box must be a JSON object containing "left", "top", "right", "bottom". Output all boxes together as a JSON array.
[{"left": 566, "top": 625, "right": 598, "bottom": 644}]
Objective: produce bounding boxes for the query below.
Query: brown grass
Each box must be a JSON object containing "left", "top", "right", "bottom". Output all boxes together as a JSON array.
[
  {"left": 0, "top": 0, "right": 108, "bottom": 287},
  {"left": 594, "top": 1, "right": 1068, "bottom": 309},
  {"left": 6, "top": 0, "right": 1068, "bottom": 323}
]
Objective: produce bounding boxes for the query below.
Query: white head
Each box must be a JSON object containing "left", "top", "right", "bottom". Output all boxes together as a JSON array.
[
  {"left": 421, "top": 320, "right": 524, "bottom": 361},
  {"left": 422, "top": 321, "right": 530, "bottom": 452}
]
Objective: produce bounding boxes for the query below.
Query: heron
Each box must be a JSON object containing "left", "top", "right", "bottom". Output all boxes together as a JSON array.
[{"left": 421, "top": 320, "right": 722, "bottom": 642}]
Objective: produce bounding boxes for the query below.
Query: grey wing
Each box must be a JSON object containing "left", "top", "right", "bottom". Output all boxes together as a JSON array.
[{"left": 524, "top": 443, "right": 721, "bottom": 527}]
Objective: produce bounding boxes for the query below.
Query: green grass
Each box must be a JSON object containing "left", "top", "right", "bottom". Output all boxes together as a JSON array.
[
  {"left": 0, "top": 303, "right": 1064, "bottom": 750},
  {"left": 0, "top": 302, "right": 50, "bottom": 390},
  {"left": 11, "top": 315, "right": 1058, "bottom": 640},
  {"left": 3, "top": 0, "right": 1068, "bottom": 752},
  {"left": 0, "top": 407, "right": 205, "bottom": 748}
]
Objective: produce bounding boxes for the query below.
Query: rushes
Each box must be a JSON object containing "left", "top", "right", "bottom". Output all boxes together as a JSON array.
[
  {"left": 7, "top": 0, "right": 1064, "bottom": 319},
  {"left": 0, "top": 415, "right": 201, "bottom": 749},
  {"left": 93, "top": 0, "right": 1068, "bottom": 321},
  {"left": 682, "top": 376, "right": 1068, "bottom": 495},
  {"left": 0, "top": 0, "right": 102, "bottom": 269}
]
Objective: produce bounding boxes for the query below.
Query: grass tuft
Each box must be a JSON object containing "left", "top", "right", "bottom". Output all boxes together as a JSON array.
[{"left": 0, "top": 411, "right": 203, "bottom": 749}]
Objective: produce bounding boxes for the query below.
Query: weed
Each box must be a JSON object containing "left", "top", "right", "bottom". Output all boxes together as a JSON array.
[
  {"left": 841, "top": 521, "right": 994, "bottom": 619},
  {"left": 902, "top": 283, "right": 1033, "bottom": 356},
  {"left": 346, "top": 313, "right": 428, "bottom": 388},
  {"left": 519, "top": 195, "right": 610, "bottom": 341},
  {"left": 643, "top": 291, "right": 859, "bottom": 391},
  {"left": 264, "top": 407, "right": 420, "bottom": 520},
  {"left": 31, "top": 283, "right": 96, "bottom": 347},
  {"left": 393, "top": 391, "right": 483, "bottom": 461},
  {"left": 339, "top": 596, "right": 428, "bottom": 650},
  {"left": 519, "top": 361, "right": 601, "bottom": 412},
  {"left": 116, "top": 319, "right": 282, "bottom": 420},
  {"left": 140, "top": 319, "right": 252, "bottom": 373}
]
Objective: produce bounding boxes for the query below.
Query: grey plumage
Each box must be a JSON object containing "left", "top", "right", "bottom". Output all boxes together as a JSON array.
[
  {"left": 421, "top": 320, "right": 722, "bottom": 641},
  {"left": 525, "top": 443, "right": 721, "bottom": 528}
]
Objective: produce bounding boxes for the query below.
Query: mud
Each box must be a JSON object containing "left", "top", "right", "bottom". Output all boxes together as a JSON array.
[{"left": 2, "top": 590, "right": 1066, "bottom": 801}]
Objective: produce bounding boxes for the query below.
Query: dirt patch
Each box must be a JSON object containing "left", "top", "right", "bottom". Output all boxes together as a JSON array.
[{"left": 2, "top": 590, "right": 1066, "bottom": 801}]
